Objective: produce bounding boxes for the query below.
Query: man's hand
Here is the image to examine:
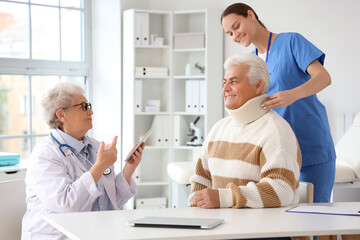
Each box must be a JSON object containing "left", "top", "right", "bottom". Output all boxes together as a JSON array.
[{"left": 191, "top": 188, "right": 220, "bottom": 209}]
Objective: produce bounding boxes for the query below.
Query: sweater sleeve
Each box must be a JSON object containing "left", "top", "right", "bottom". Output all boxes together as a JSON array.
[{"left": 188, "top": 146, "right": 213, "bottom": 207}]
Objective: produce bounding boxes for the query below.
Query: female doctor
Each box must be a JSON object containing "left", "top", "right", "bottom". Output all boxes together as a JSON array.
[
  {"left": 22, "top": 81, "right": 144, "bottom": 239},
  {"left": 221, "top": 3, "right": 336, "bottom": 203}
]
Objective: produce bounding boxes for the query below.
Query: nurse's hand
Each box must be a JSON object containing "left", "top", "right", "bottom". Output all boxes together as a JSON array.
[
  {"left": 261, "top": 90, "right": 297, "bottom": 109},
  {"left": 90, "top": 136, "right": 118, "bottom": 183},
  {"left": 123, "top": 142, "right": 145, "bottom": 183}
]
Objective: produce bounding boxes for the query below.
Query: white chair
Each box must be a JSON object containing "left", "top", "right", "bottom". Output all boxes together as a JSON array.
[
  {"left": 299, "top": 181, "right": 314, "bottom": 203},
  {"left": 0, "top": 179, "right": 27, "bottom": 239}
]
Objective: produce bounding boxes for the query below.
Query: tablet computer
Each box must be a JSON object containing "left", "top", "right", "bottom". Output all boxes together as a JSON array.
[
  {"left": 124, "top": 128, "right": 153, "bottom": 161},
  {"left": 127, "top": 216, "right": 224, "bottom": 229}
]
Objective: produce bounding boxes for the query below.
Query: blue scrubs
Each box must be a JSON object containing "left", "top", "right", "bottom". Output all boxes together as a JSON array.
[{"left": 253, "top": 32, "right": 336, "bottom": 202}]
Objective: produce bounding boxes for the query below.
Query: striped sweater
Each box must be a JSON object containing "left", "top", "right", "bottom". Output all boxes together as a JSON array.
[{"left": 189, "top": 94, "right": 301, "bottom": 208}]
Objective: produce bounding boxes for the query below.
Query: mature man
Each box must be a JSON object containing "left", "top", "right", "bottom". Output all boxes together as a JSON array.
[{"left": 189, "top": 54, "right": 301, "bottom": 209}]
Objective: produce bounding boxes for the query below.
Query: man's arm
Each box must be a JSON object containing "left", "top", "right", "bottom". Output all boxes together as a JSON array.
[{"left": 188, "top": 158, "right": 213, "bottom": 207}]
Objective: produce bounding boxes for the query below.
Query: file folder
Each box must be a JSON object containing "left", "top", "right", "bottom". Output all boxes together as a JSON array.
[
  {"left": 286, "top": 205, "right": 360, "bottom": 216},
  {"left": 149, "top": 116, "right": 170, "bottom": 146},
  {"left": 141, "top": 13, "right": 149, "bottom": 45},
  {"left": 199, "top": 80, "right": 206, "bottom": 114},
  {"left": 185, "top": 80, "right": 200, "bottom": 113},
  {"left": 134, "top": 80, "right": 142, "bottom": 112},
  {"left": 134, "top": 13, "right": 142, "bottom": 45},
  {"left": 173, "top": 115, "right": 188, "bottom": 146}
]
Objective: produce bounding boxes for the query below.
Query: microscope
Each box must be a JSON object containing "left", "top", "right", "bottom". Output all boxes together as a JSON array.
[{"left": 186, "top": 116, "right": 202, "bottom": 146}]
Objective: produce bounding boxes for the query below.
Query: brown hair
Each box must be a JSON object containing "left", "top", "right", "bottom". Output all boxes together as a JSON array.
[{"left": 221, "top": 3, "right": 266, "bottom": 29}]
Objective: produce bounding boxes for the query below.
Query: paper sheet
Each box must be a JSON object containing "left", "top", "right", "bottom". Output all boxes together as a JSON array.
[{"left": 286, "top": 205, "right": 360, "bottom": 216}]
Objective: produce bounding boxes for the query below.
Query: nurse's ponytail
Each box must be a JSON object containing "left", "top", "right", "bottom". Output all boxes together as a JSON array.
[{"left": 221, "top": 3, "right": 266, "bottom": 29}]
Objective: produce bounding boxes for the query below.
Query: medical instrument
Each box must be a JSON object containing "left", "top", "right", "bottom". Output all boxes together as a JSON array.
[
  {"left": 125, "top": 128, "right": 153, "bottom": 161},
  {"left": 50, "top": 133, "right": 111, "bottom": 175},
  {"left": 186, "top": 116, "right": 202, "bottom": 146}
]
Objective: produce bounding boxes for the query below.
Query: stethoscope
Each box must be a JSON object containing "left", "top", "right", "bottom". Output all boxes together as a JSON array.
[{"left": 50, "top": 132, "right": 112, "bottom": 175}]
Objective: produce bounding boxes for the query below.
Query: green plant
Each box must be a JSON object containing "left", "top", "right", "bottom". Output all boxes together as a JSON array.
[{"left": 194, "top": 62, "right": 205, "bottom": 74}]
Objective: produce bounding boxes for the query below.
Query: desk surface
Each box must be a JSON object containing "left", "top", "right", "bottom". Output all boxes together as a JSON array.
[{"left": 43, "top": 202, "right": 360, "bottom": 240}]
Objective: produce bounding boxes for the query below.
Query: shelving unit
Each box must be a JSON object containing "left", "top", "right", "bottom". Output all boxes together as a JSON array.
[{"left": 122, "top": 8, "right": 223, "bottom": 209}]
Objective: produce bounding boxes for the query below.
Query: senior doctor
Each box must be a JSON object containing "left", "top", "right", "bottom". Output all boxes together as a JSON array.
[{"left": 22, "top": 81, "right": 144, "bottom": 239}]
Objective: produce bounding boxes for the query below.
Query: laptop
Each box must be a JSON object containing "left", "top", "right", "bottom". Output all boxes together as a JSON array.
[{"left": 127, "top": 216, "right": 224, "bottom": 229}]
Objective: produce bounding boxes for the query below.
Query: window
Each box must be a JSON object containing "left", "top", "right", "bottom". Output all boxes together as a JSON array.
[{"left": 0, "top": 0, "right": 91, "bottom": 160}]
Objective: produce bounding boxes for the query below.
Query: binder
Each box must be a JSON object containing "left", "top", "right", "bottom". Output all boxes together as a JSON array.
[
  {"left": 134, "top": 13, "right": 142, "bottom": 45},
  {"left": 135, "top": 67, "right": 168, "bottom": 77},
  {"left": 134, "top": 80, "right": 142, "bottom": 112},
  {"left": 136, "top": 197, "right": 167, "bottom": 209},
  {"left": 173, "top": 116, "right": 188, "bottom": 146},
  {"left": 148, "top": 115, "right": 170, "bottom": 146},
  {"left": 191, "top": 80, "right": 200, "bottom": 113},
  {"left": 141, "top": 13, "right": 149, "bottom": 45},
  {"left": 133, "top": 166, "right": 141, "bottom": 183},
  {"left": 148, "top": 116, "right": 162, "bottom": 146},
  {"left": 185, "top": 80, "right": 193, "bottom": 113},
  {"left": 199, "top": 80, "right": 206, "bottom": 114},
  {"left": 186, "top": 80, "right": 205, "bottom": 113},
  {"left": 162, "top": 116, "right": 171, "bottom": 146}
]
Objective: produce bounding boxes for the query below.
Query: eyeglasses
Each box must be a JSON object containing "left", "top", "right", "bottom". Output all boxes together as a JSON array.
[{"left": 71, "top": 102, "right": 92, "bottom": 112}]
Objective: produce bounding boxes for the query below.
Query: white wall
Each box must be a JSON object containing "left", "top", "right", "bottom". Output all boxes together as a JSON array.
[
  {"left": 93, "top": 0, "right": 360, "bottom": 152},
  {"left": 120, "top": 0, "right": 360, "bottom": 143},
  {"left": 91, "top": 0, "right": 122, "bottom": 152}
]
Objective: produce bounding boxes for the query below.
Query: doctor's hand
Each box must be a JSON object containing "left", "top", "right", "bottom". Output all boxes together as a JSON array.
[
  {"left": 90, "top": 136, "right": 118, "bottom": 183},
  {"left": 261, "top": 90, "right": 297, "bottom": 109},
  {"left": 123, "top": 142, "right": 145, "bottom": 183},
  {"left": 192, "top": 188, "right": 220, "bottom": 209}
]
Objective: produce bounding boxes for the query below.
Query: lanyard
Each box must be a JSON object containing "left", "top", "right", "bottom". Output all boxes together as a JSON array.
[{"left": 256, "top": 32, "right": 272, "bottom": 63}]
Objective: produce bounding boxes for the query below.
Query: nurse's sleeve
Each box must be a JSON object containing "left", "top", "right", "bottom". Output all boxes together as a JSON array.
[
  {"left": 27, "top": 150, "right": 101, "bottom": 213},
  {"left": 290, "top": 32, "right": 325, "bottom": 74}
]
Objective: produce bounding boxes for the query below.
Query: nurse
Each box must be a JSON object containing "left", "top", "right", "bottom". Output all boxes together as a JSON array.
[
  {"left": 22, "top": 81, "right": 144, "bottom": 239},
  {"left": 221, "top": 3, "right": 336, "bottom": 203}
]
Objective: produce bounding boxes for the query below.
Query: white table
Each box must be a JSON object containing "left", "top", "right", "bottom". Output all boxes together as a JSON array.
[{"left": 43, "top": 202, "right": 360, "bottom": 240}]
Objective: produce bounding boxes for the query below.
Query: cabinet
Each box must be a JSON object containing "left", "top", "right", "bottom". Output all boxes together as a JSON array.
[
  {"left": 0, "top": 165, "right": 26, "bottom": 182},
  {"left": 122, "top": 9, "right": 223, "bottom": 209}
]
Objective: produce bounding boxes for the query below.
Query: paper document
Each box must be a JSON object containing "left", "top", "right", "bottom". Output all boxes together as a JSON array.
[{"left": 286, "top": 205, "right": 360, "bottom": 216}]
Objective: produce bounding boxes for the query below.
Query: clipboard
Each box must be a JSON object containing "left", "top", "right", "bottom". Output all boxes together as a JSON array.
[
  {"left": 124, "top": 128, "right": 153, "bottom": 161},
  {"left": 286, "top": 205, "right": 360, "bottom": 217}
]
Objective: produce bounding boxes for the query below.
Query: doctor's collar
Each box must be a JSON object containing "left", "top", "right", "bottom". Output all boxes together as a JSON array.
[{"left": 55, "top": 128, "right": 88, "bottom": 153}]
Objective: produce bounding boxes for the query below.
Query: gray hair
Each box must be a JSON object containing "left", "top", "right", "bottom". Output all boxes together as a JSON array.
[
  {"left": 224, "top": 54, "right": 269, "bottom": 94},
  {"left": 41, "top": 81, "right": 85, "bottom": 129}
]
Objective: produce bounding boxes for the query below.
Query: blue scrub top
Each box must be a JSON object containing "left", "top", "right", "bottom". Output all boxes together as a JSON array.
[{"left": 253, "top": 32, "right": 336, "bottom": 167}]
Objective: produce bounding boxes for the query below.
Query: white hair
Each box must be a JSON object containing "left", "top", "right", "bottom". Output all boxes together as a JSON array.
[
  {"left": 41, "top": 81, "right": 85, "bottom": 129},
  {"left": 223, "top": 54, "right": 270, "bottom": 94}
]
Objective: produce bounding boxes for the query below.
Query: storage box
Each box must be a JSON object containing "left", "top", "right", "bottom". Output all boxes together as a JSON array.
[
  {"left": 135, "top": 67, "right": 168, "bottom": 77},
  {"left": 174, "top": 32, "right": 205, "bottom": 49},
  {"left": 136, "top": 197, "right": 167, "bottom": 209},
  {"left": 0, "top": 152, "right": 20, "bottom": 166}
]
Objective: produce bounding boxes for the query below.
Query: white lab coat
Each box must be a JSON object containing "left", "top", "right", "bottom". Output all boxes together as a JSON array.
[{"left": 21, "top": 129, "right": 137, "bottom": 240}]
